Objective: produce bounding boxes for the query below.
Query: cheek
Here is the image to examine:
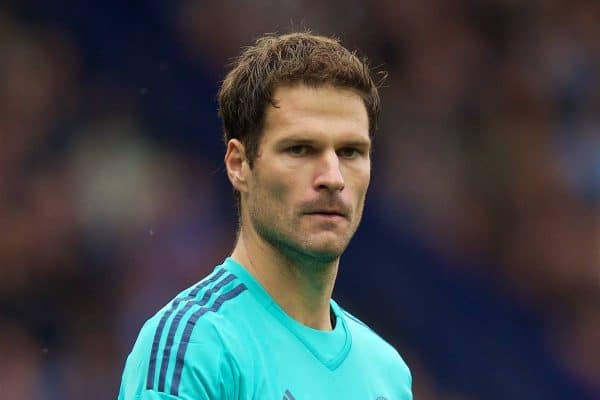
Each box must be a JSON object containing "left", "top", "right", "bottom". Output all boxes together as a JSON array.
[
  {"left": 351, "top": 171, "right": 370, "bottom": 216},
  {"left": 254, "top": 170, "right": 297, "bottom": 215},
  {"left": 348, "top": 166, "right": 371, "bottom": 197},
  {"left": 269, "top": 178, "right": 290, "bottom": 203}
]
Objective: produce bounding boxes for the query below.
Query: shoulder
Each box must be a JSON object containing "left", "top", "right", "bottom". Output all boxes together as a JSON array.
[
  {"left": 138, "top": 266, "right": 248, "bottom": 348},
  {"left": 340, "top": 306, "right": 412, "bottom": 382},
  {"left": 340, "top": 307, "right": 394, "bottom": 352},
  {"left": 120, "top": 267, "right": 249, "bottom": 399}
]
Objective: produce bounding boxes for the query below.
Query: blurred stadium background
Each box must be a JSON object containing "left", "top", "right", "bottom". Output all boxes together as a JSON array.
[{"left": 1, "top": 0, "right": 599, "bottom": 399}]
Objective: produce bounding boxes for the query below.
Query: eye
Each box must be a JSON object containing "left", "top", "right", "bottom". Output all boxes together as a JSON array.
[
  {"left": 286, "top": 145, "right": 310, "bottom": 156},
  {"left": 337, "top": 147, "right": 361, "bottom": 159}
]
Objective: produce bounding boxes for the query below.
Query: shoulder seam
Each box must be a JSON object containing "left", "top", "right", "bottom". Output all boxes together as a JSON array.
[
  {"left": 342, "top": 309, "right": 399, "bottom": 353},
  {"left": 156, "top": 272, "right": 240, "bottom": 392},
  {"left": 169, "top": 283, "right": 247, "bottom": 396},
  {"left": 145, "top": 268, "right": 230, "bottom": 391},
  {"left": 342, "top": 310, "right": 368, "bottom": 327}
]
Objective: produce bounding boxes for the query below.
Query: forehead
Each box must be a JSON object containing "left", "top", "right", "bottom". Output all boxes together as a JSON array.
[{"left": 261, "top": 84, "right": 370, "bottom": 143}]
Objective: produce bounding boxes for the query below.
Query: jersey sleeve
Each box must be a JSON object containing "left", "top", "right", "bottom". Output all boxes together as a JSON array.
[{"left": 118, "top": 316, "right": 241, "bottom": 400}]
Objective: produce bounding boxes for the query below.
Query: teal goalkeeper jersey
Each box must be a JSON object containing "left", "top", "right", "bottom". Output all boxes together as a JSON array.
[{"left": 118, "top": 258, "right": 413, "bottom": 400}]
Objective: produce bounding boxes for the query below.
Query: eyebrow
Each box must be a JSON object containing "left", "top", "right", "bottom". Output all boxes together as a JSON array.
[{"left": 276, "top": 134, "right": 371, "bottom": 149}]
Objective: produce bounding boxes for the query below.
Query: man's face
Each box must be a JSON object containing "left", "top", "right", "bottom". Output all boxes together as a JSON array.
[{"left": 242, "top": 84, "right": 371, "bottom": 263}]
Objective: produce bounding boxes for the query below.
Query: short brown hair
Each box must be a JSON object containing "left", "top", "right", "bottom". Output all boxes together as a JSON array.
[{"left": 218, "top": 31, "right": 383, "bottom": 168}]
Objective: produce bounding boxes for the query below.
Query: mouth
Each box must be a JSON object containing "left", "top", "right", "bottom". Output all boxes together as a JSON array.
[{"left": 305, "top": 210, "right": 347, "bottom": 220}]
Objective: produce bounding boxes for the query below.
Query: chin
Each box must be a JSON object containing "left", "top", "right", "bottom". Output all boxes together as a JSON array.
[
  {"left": 258, "top": 222, "right": 349, "bottom": 264},
  {"left": 276, "top": 236, "right": 345, "bottom": 264},
  {"left": 301, "top": 239, "right": 348, "bottom": 263},
  {"left": 300, "top": 248, "right": 342, "bottom": 264}
]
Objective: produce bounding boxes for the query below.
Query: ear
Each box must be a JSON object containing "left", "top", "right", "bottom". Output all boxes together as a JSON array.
[{"left": 224, "top": 139, "right": 250, "bottom": 193}]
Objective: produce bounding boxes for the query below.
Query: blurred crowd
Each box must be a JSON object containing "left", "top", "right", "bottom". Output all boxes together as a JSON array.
[{"left": 0, "top": 1, "right": 598, "bottom": 399}]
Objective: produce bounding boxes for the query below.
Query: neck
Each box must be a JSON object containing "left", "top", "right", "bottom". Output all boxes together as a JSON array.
[{"left": 230, "top": 225, "right": 339, "bottom": 331}]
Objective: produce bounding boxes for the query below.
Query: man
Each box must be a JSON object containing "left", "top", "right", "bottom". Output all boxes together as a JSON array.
[{"left": 118, "top": 32, "right": 412, "bottom": 400}]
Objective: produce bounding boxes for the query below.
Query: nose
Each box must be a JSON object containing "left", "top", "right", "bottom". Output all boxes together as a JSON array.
[{"left": 314, "top": 150, "right": 345, "bottom": 192}]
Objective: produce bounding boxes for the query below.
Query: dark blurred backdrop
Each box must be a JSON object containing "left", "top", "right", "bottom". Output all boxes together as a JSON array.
[{"left": 1, "top": 1, "right": 599, "bottom": 399}]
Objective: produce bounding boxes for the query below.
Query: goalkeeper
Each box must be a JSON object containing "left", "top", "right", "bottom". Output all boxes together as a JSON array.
[{"left": 118, "top": 31, "right": 412, "bottom": 400}]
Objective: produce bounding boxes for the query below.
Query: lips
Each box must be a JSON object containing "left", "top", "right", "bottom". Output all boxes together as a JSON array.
[
  {"left": 303, "top": 199, "right": 350, "bottom": 219},
  {"left": 309, "top": 210, "right": 344, "bottom": 217},
  {"left": 306, "top": 213, "right": 346, "bottom": 224},
  {"left": 304, "top": 208, "right": 348, "bottom": 219}
]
